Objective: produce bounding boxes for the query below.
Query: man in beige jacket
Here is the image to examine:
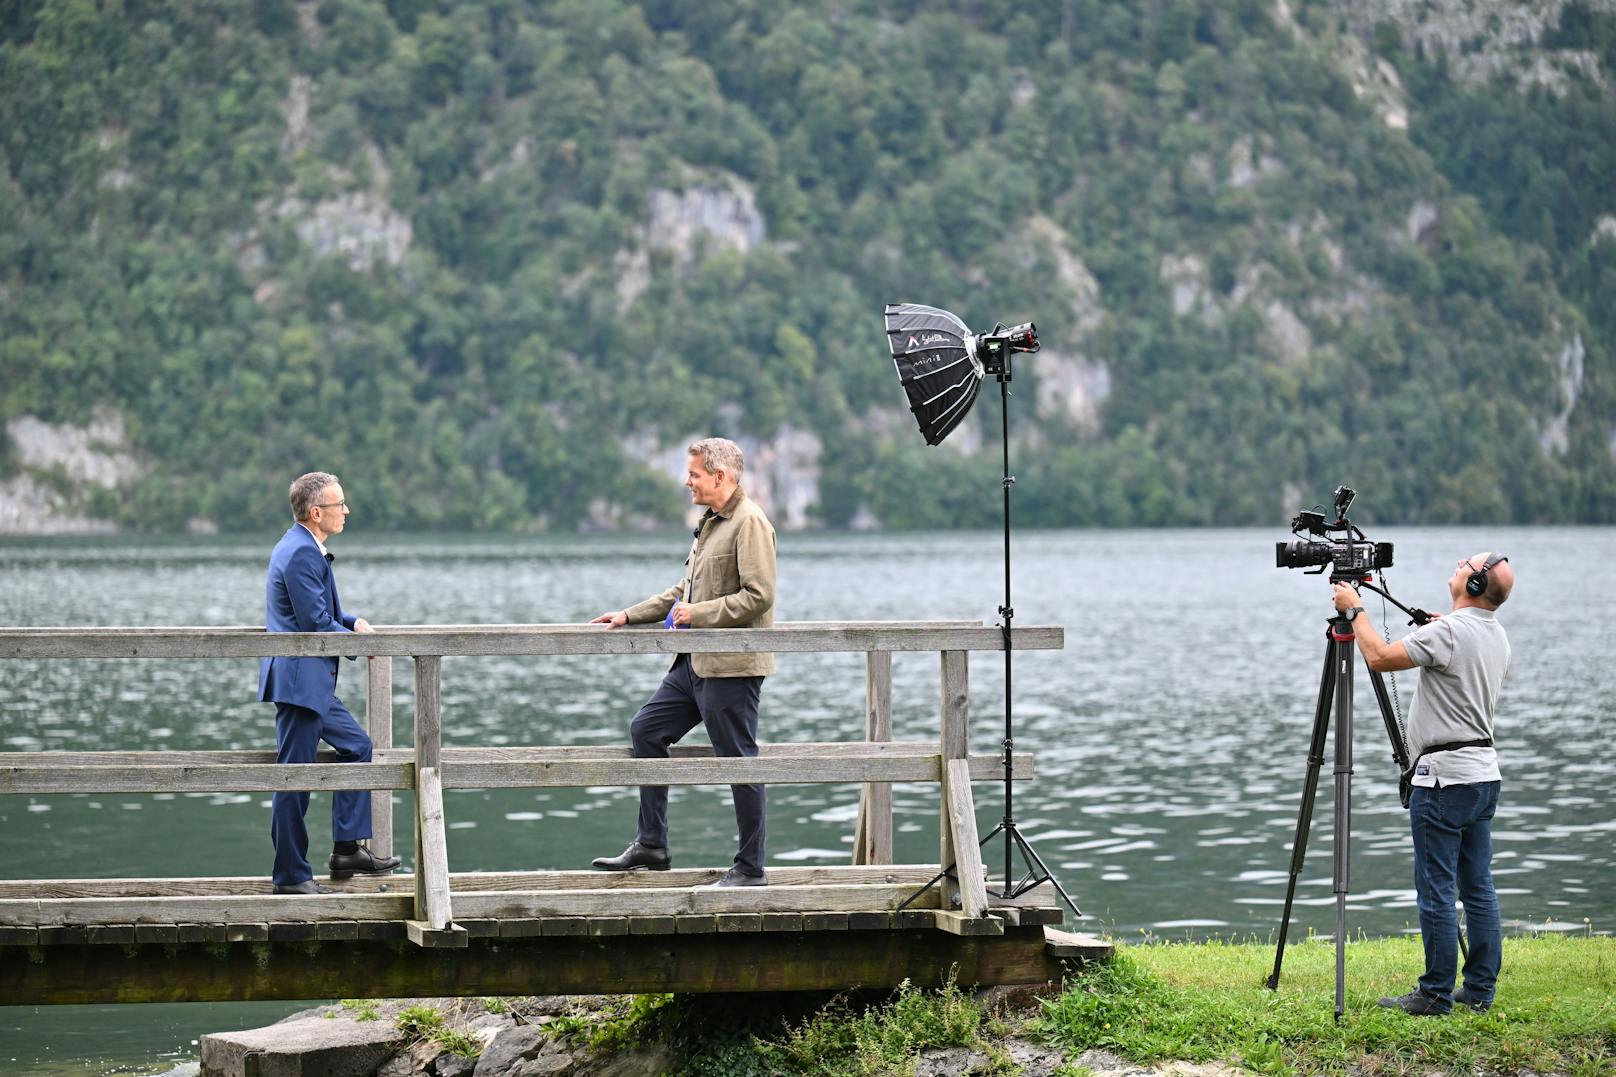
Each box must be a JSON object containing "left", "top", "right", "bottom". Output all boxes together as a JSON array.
[{"left": 589, "top": 438, "right": 777, "bottom": 886}]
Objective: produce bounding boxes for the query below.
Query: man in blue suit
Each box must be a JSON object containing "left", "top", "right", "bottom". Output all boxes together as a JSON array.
[{"left": 260, "top": 472, "right": 401, "bottom": 894}]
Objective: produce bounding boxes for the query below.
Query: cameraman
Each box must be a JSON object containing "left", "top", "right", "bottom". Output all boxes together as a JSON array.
[{"left": 1332, "top": 552, "right": 1513, "bottom": 1016}]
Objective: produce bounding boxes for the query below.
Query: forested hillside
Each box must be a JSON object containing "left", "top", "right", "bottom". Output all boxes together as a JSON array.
[{"left": 2, "top": 0, "right": 1613, "bottom": 531}]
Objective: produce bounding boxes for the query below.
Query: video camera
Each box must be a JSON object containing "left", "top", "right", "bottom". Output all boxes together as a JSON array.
[{"left": 1274, "top": 486, "right": 1393, "bottom": 581}]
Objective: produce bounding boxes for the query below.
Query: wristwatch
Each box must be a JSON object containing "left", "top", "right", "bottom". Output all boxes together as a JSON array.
[{"left": 1344, "top": 606, "right": 1365, "bottom": 621}]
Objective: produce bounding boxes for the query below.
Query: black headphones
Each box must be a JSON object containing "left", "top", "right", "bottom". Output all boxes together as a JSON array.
[{"left": 1465, "top": 553, "right": 1509, "bottom": 598}]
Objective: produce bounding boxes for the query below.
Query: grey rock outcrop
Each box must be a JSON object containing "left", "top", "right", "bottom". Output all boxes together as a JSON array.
[
  {"left": 1330, "top": 0, "right": 1614, "bottom": 95},
  {"left": 471, "top": 1025, "right": 550, "bottom": 1075},
  {"left": 0, "top": 407, "right": 140, "bottom": 533},
  {"left": 1539, "top": 333, "right": 1586, "bottom": 456},
  {"left": 615, "top": 169, "right": 769, "bottom": 310}
]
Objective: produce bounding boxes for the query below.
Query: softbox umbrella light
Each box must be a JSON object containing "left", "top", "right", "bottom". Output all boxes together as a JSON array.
[{"left": 884, "top": 302, "right": 984, "bottom": 446}]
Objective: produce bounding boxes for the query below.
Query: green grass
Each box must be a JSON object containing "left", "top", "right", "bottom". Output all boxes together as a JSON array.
[
  {"left": 394, "top": 1003, "right": 483, "bottom": 1058},
  {"left": 466, "top": 937, "right": 1616, "bottom": 1075},
  {"left": 1040, "top": 935, "right": 1616, "bottom": 1075},
  {"left": 546, "top": 977, "right": 1011, "bottom": 1075},
  {"left": 755, "top": 976, "right": 1004, "bottom": 1075},
  {"left": 546, "top": 992, "right": 677, "bottom": 1053},
  {"left": 336, "top": 998, "right": 380, "bottom": 1022}
]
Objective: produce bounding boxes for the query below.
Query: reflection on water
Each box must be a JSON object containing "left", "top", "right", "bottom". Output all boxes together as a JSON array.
[{"left": 1, "top": 527, "right": 1612, "bottom": 1070}]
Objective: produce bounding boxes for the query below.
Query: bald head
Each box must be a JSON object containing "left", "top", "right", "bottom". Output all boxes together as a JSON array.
[{"left": 1460, "top": 551, "right": 1513, "bottom": 609}]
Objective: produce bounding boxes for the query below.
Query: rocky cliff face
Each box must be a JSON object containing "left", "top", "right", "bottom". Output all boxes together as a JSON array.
[
  {"left": 1331, "top": 0, "right": 1615, "bottom": 94},
  {"left": 0, "top": 409, "right": 141, "bottom": 533}
]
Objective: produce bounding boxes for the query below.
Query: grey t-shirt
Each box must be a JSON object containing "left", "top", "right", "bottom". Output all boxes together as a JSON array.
[{"left": 1401, "top": 607, "right": 1510, "bottom": 786}]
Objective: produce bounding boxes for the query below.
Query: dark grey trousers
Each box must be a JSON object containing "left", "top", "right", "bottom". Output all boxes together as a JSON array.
[{"left": 630, "top": 654, "right": 766, "bottom": 876}]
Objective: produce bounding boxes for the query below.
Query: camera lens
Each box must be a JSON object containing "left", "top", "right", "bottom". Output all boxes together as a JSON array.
[{"left": 1276, "top": 539, "right": 1331, "bottom": 569}]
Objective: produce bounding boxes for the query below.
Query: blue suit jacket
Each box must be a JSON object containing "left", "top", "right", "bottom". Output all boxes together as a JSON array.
[{"left": 258, "top": 524, "right": 358, "bottom": 712}]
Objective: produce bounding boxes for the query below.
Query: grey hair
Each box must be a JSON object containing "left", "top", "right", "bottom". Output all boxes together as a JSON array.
[
  {"left": 688, "top": 437, "right": 743, "bottom": 478},
  {"left": 289, "top": 472, "right": 339, "bottom": 521}
]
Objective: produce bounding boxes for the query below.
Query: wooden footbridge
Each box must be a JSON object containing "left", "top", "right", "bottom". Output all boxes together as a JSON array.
[{"left": 0, "top": 621, "right": 1108, "bottom": 1005}]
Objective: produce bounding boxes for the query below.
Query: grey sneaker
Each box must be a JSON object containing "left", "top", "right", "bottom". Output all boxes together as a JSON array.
[
  {"left": 1452, "top": 985, "right": 1492, "bottom": 1013},
  {"left": 1377, "top": 990, "right": 1451, "bottom": 1016}
]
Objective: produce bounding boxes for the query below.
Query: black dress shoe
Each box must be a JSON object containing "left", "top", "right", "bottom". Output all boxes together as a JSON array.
[
  {"left": 1377, "top": 990, "right": 1450, "bottom": 1016},
  {"left": 591, "top": 842, "right": 671, "bottom": 871},
  {"left": 708, "top": 866, "right": 767, "bottom": 888},
  {"left": 273, "top": 879, "right": 334, "bottom": 895},
  {"left": 328, "top": 844, "right": 402, "bottom": 879}
]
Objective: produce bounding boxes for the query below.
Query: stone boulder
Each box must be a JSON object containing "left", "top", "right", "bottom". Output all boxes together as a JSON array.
[{"left": 200, "top": 1014, "right": 406, "bottom": 1076}]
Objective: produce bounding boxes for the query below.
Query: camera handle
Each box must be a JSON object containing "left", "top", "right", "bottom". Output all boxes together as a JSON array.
[{"left": 1353, "top": 578, "right": 1433, "bottom": 627}]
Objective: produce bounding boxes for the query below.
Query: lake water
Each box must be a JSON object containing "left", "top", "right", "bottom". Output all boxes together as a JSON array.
[{"left": 1, "top": 527, "right": 1612, "bottom": 1073}]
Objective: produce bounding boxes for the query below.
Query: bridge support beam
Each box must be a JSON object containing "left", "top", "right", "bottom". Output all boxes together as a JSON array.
[{"left": 1, "top": 926, "right": 1098, "bottom": 1006}]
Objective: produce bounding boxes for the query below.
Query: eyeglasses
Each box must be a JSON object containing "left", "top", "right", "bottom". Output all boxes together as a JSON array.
[{"left": 313, "top": 500, "right": 348, "bottom": 511}]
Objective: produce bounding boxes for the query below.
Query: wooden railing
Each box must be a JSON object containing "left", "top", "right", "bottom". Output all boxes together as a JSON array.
[{"left": 0, "top": 622, "right": 1062, "bottom": 947}]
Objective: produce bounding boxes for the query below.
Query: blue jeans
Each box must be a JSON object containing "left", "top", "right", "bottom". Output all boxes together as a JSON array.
[
  {"left": 630, "top": 655, "right": 766, "bottom": 875},
  {"left": 1409, "top": 781, "right": 1501, "bottom": 1005}
]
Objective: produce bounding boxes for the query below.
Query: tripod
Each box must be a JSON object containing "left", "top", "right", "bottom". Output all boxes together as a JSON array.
[
  {"left": 902, "top": 351, "right": 1080, "bottom": 918},
  {"left": 1267, "top": 605, "right": 1412, "bottom": 1021}
]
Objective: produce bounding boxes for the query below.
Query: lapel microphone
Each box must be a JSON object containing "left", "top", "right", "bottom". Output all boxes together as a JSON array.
[{"left": 325, "top": 551, "right": 335, "bottom": 563}]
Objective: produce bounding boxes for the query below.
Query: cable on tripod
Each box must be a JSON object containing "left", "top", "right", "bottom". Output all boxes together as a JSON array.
[{"left": 1374, "top": 574, "right": 1410, "bottom": 748}]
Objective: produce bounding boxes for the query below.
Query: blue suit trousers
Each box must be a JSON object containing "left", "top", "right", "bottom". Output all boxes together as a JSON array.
[{"left": 271, "top": 698, "right": 374, "bottom": 887}]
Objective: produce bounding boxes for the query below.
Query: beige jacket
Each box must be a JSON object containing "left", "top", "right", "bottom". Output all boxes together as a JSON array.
[{"left": 623, "top": 487, "right": 776, "bottom": 678}]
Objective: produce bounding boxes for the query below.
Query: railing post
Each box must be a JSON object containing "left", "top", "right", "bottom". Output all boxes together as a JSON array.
[
  {"left": 410, "top": 655, "right": 456, "bottom": 940},
  {"left": 853, "top": 651, "right": 893, "bottom": 865},
  {"left": 367, "top": 657, "right": 393, "bottom": 861},
  {"left": 938, "top": 650, "right": 968, "bottom": 912}
]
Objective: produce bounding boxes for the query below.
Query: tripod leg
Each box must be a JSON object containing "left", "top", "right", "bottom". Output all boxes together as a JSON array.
[
  {"left": 1268, "top": 634, "right": 1338, "bottom": 990},
  {"left": 1364, "top": 666, "right": 1411, "bottom": 774},
  {"left": 1332, "top": 633, "right": 1355, "bottom": 1022}
]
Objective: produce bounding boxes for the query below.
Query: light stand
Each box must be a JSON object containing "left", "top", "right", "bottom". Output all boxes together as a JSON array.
[{"left": 901, "top": 343, "right": 1080, "bottom": 917}]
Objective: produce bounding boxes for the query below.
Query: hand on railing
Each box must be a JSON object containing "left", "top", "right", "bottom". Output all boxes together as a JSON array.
[
  {"left": 589, "top": 610, "right": 629, "bottom": 630},
  {"left": 354, "top": 617, "right": 375, "bottom": 658}
]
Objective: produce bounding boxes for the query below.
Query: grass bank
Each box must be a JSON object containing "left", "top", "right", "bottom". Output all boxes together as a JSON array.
[
  {"left": 1044, "top": 934, "right": 1615, "bottom": 1076},
  {"left": 373, "top": 935, "right": 1614, "bottom": 1074},
  {"left": 567, "top": 935, "right": 1615, "bottom": 1075}
]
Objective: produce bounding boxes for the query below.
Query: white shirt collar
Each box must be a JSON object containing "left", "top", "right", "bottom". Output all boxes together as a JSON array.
[{"left": 297, "top": 522, "right": 329, "bottom": 558}]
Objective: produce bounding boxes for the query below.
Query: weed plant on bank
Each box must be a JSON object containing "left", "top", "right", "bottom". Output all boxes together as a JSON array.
[{"left": 1040, "top": 934, "right": 1616, "bottom": 1076}]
